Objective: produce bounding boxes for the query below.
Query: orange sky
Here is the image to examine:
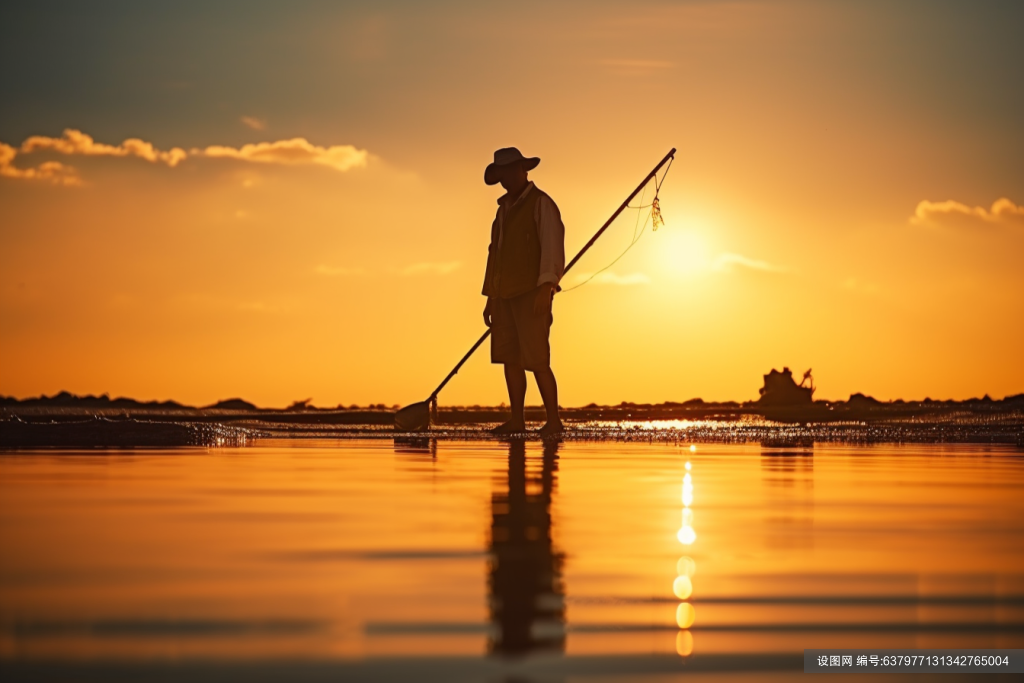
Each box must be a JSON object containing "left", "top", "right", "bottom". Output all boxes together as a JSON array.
[{"left": 1, "top": 1, "right": 1022, "bottom": 407}]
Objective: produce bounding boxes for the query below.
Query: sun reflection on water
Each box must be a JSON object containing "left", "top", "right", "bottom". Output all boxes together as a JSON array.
[
  {"left": 675, "top": 454, "right": 697, "bottom": 654},
  {"left": 675, "top": 630, "right": 694, "bottom": 656},
  {"left": 672, "top": 575, "right": 693, "bottom": 600},
  {"left": 675, "top": 602, "right": 696, "bottom": 629},
  {"left": 593, "top": 419, "right": 724, "bottom": 431}
]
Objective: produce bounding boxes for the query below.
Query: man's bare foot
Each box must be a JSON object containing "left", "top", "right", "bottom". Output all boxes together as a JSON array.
[
  {"left": 490, "top": 420, "right": 526, "bottom": 435},
  {"left": 538, "top": 420, "right": 563, "bottom": 438}
]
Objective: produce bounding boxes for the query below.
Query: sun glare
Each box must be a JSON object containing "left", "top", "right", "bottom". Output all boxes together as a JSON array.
[{"left": 656, "top": 228, "right": 712, "bottom": 277}]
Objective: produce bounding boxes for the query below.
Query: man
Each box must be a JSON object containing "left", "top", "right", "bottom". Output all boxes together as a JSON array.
[{"left": 481, "top": 147, "right": 565, "bottom": 436}]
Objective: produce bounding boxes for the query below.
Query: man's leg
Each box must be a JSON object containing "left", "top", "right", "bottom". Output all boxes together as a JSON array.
[
  {"left": 490, "top": 297, "right": 527, "bottom": 434},
  {"left": 503, "top": 362, "right": 528, "bottom": 429},
  {"left": 506, "top": 289, "right": 561, "bottom": 434},
  {"left": 533, "top": 367, "right": 562, "bottom": 433}
]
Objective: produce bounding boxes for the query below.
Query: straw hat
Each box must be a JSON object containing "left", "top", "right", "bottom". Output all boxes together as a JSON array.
[{"left": 484, "top": 147, "right": 540, "bottom": 185}]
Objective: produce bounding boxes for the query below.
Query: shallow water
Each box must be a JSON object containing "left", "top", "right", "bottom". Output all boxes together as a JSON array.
[{"left": 1, "top": 439, "right": 1022, "bottom": 681}]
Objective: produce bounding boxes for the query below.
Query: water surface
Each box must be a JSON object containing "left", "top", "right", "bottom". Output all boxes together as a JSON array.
[{"left": 2, "top": 439, "right": 1022, "bottom": 681}]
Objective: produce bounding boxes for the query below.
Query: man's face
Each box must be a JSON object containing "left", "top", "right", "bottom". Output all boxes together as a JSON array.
[{"left": 497, "top": 161, "right": 529, "bottom": 192}]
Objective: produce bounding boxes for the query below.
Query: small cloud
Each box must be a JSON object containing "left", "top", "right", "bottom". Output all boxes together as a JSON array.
[
  {"left": 713, "top": 253, "right": 785, "bottom": 273},
  {"left": 0, "top": 142, "right": 80, "bottom": 185},
  {"left": 194, "top": 138, "right": 368, "bottom": 172},
  {"left": 400, "top": 261, "right": 462, "bottom": 276},
  {"left": 1, "top": 128, "right": 372, "bottom": 185},
  {"left": 314, "top": 264, "right": 364, "bottom": 276},
  {"left": 240, "top": 116, "right": 267, "bottom": 131},
  {"left": 571, "top": 271, "right": 651, "bottom": 286},
  {"left": 910, "top": 197, "right": 1023, "bottom": 230},
  {"left": 20, "top": 129, "right": 186, "bottom": 166}
]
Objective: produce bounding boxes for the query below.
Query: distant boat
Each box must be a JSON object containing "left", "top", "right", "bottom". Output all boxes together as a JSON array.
[{"left": 756, "top": 367, "right": 833, "bottom": 423}]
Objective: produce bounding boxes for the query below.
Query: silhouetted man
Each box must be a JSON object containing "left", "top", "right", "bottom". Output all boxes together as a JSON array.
[{"left": 482, "top": 148, "right": 564, "bottom": 436}]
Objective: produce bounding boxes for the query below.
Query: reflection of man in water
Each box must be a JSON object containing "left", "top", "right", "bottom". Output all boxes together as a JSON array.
[
  {"left": 481, "top": 148, "right": 565, "bottom": 436},
  {"left": 487, "top": 440, "right": 565, "bottom": 655}
]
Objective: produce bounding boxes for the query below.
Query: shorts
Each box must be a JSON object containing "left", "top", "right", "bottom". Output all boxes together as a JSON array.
[{"left": 490, "top": 289, "right": 553, "bottom": 372}]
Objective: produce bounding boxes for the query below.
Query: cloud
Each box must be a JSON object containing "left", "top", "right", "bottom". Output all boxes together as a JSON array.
[
  {"left": 0, "top": 142, "right": 80, "bottom": 185},
  {"left": 400, "top": 261, "right": 462, "bottom": 276},
  {"left": 0, "top": 128, "right": 371, "bottom": 185},
  {"left": 910, "top": 198, "right": 1023, "bottom": 229},
  {"left": 21, "top": 129, "right": 187, "bottom": 166},
  {"left": 240, "top": 116, "right": 267, "bottom": 131},
  {"left": 570, "top": 271, "right": 651, "bottom": 285},
  {"left": 713, "top": 252, "right": 785, "bottom": 273},
  {"left": 314, "top": 264, "right": 364, "bottom": 276},
  {"left": 193, "top": 138, "right": 368, "bottom": 172}
]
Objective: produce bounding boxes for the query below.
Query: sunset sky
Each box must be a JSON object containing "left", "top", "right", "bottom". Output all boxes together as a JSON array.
[{"left": 1, "top": 0, "right": 1021, "bottom": 408}]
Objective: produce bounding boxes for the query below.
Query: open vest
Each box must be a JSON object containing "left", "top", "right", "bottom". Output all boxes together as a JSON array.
[{"left": 483, "top": 184, "right": 547, "bottom": 300}]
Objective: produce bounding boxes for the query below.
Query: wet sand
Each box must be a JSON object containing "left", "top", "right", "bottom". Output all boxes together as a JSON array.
[{"left": 1, "top": 439, "right": 1022, "bottom": 681}]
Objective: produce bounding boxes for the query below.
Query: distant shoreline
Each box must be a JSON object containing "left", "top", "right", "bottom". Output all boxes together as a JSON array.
[
  {"left": 2, "top": 389, "right": 1024, "bottom": 417},
  {"left": 1, "top": 390, "right": 1022, "bottom": 449},
  {"left": 3, "top": 390, "right": 1022, "bottom": 420}
]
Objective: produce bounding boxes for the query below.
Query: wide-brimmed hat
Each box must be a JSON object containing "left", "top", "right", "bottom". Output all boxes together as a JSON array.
[{"left": 484, "top": 147, "right": 540, "bottom": 185}]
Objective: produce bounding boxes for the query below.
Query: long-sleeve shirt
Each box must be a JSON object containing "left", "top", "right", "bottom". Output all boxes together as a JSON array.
[{"left": 488, "top": 181, "right": 565, "bottom": 292}]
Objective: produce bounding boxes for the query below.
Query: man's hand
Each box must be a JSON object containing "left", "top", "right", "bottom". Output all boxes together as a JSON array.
[
  {"left": 533, "top": 283, "right": 556, "bottom": 317},
  {"left": 483, "top": 297, "right": 494, "bottom": 327}
]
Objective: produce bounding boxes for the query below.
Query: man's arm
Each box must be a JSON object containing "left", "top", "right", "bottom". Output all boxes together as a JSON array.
[
  {"left": 482, "top": 211, "right": 501, "bottom": 325},
  {"left": 534, "top": 194, "right": 565, "bottom": 315},
  {"left": 481, "top": 212, "right": 501, "bottom": 297},
  {"left": 535, "top": 195, "right": 565, "bottom": 288}
]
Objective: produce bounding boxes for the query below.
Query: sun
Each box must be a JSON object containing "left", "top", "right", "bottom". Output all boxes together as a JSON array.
[{"left": 654, "top": 226, "right": 712, "bottom": 277}]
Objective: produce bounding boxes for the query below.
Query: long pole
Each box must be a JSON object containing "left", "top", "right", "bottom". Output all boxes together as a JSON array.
[{"left": 427, "top": 148, "right": 676, "bottom": 401}]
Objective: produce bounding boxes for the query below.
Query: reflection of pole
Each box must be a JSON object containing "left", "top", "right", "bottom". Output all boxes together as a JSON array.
[
  {"left": 675, "top": 456, "right": 697, "bottom": 656},
  {"left": 487, "top": 440, "right": 566, "bottom": 656}
]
